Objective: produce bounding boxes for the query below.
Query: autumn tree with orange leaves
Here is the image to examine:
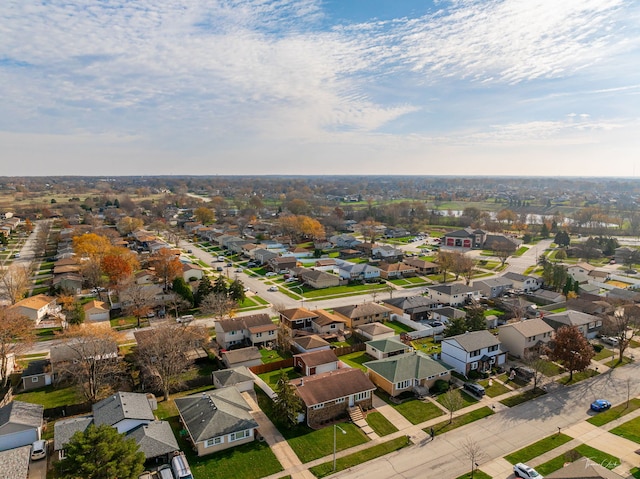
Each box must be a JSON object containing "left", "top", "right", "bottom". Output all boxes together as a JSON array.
[
  {"left": 149, "top": 248, "right": 183, "bottom": 290},
  {"left": 279, "top": 215, "right": 325, "bottom": 242},
  {"left": 101, "top": 247, "right": 139, "bottom": 285}
]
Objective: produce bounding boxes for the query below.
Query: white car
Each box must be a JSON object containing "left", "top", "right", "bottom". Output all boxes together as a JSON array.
[
  {"left": 31, "top": 440, "right": 46, "bottom": 461},
  {"left": 514, "top": 463, "right": 543, "bottom": 479},
  {"left": 265, "top": 272, "right": 277, "bottom": 277},
  {"left": 267, "top": 286, "right": 279, "bottom": 292}
]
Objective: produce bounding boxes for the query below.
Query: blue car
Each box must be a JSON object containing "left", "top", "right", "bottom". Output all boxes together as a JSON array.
[{"left": 590, "top": 399, "right": 611, "bottom": 412}]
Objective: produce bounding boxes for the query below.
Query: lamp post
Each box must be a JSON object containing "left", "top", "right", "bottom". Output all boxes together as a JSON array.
[{"left": 333, "top": 424, "right": 346, "bottom": 471}]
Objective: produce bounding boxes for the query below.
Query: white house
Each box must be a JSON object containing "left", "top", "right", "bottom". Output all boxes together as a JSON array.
[
  {"left": 9, "top": 294, "right": 60, "bottom": 324},
  {"left": 503, "top": 272, "right": 541, "bottom": 292},
  {"left": 498, "top": 318, "right": 555, "bottom": 359},
  {"left": 441, "top": 330, "right": 507, "bottom": 376},
  {"left": 425, "top": 284, "right": 480, "bottom": 306},
  {"left": 337, "top": 263, "right": 381, "bottom": 282}
]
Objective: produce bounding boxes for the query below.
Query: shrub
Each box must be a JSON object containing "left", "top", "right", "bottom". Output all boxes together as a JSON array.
[
  {"left": 593, "top": 343, "right": 604, "bottom": 353},
  {"left": 430, "top": 379, "right": 450, "bottom": 394}
]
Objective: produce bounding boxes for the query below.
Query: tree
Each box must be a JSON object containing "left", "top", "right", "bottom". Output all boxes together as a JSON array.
[
  {"left": 603, "top": 303, "right": 640, "bottom": 365},
  {"left": 546, "top": 325, "right": 595, "bottom": 381},
  {"left": 101, "top": 247, "right": 138, "bottom": 285},
  {"left": 555, "top": 249, "right": 567, "bottom": 261},
  {"left": 440, "top": 389, "right": 464, "bottom": 424},
  {"left": 279, "top": 215, "right": 325, "bottom": 242},
  {"left": 461, "top": 437, "right": 487, "bottom": 479},
  {"left": 149, "top": 248, "right": 183, "bottom": 290},
  {"left": 540, "top": 223, "right": 550, "bottom": 238},
  {"left": 0, "top": 308, "right": 34, "bottom": 387},
  {"left": 56, "top": 325, "right": 124, "bottom": 403},
  {"left": 522, "top": 353, "right": 551, "bottom": 392},
  {"left": 73, "top": 232, "right": 111, "bottom": 260},
  {"left": 273, "top": 369, "right": 303, "bottom": 428},
  {"left": 451, "top": 253, "right": 475, "bottom": 284},
  {"left": 465, "top": 304, "right": 487, "bottom": 332},
  {"left": 66, "top": 301, "right": 86, "bottom": 326},
  {"left": 116, "top": 216, "right": 144, "bottom": 235},
  {"left": 437, "top": 251, "right": 456, "bottom": 283},
  {"left": 172, "top": 277, "right": 194, "bottom": 306},
  {"left": 200, "top": 292, "right": 236, "bottom": 320},
  {"left": 120, "top": 279, "right": 157, "bottom": 328},
  {"left": 493, "top": 245, "right": 512, "bottom": 267},
  {"left": 444, "top": 316, "right": 467, "bottom": 337},
  {"left": 194, "top": 275, "right": 214, "bottom": 307},
  {"left": 193, "top": 206, "right": 215, "bottom": 224},
  {"left": 135, "top": 323, "right": 209, "bottom": 401},
  {"left": 0, "top": 264, "right": 32, "bottom": 304},
  {"left": 56, "top": 424, "right": 145, "bottom": 479},
  {"left": 554, "top": 231, "right": 570, "bottom": 247},
  {"left": 228, "top": 279, "right": 246, "bottom": 303}
]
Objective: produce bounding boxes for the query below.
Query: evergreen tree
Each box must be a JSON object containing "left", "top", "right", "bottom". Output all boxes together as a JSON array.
[
  {"left": 444, "top": 316, "right": 467, "bottom": 337},
  {"left": 213, "top": 275, "right": 228, "bottom": 295},
  {"left": 273, "top": 369, "right": 303, "bottom": 428},
  {"left": 172, "top": 277, "right": 194, "bottom": 306},
  {"left": 465, "top": 305, "right": 487, "bottom": 332},
  {"left": 228, "top": 279, "right": 246, "bottom": 303},
  {"left": 195, "top": 275, "right": 214, "bottom": 306},
  {"left": 540, "top": 223, "right": 550, "bottom": 238},
  {"left": 554, "top": 231, "right": 570, "bottom": 247},
  {"left": 67, "top": 301, "right": 86, "bottom": 326},
  {"left": 56, "top": 424, "right": 145, "bottom": 479}
]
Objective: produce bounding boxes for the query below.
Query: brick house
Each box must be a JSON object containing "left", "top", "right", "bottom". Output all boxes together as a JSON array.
[
  {"left": 332, "top": 303, "right": 391, "bottom": 329},
  {"left": 377, "top": 262, "right": 416, "bottom": 279},
  {"left": 292, "top": 368, "right": 376, "bottom": 428},
  {"left": 215, "top": 314, "right": 277, "bottom": 349}
]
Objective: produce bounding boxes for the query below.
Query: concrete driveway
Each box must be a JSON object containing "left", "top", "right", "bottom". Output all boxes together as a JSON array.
[{"left": 27, "top": 457, "right": 47, "bottom": 479}]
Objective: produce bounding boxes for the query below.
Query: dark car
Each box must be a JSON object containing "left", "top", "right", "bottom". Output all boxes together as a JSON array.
[
  {"left": 463, "top": 382, "right": 485, "bottom": 397},
  {"left": 590, "top": 399, "right": 611, "bottom": 412},
  {"left": 216, "top": 266, "right": 223, "bottom": 271}
]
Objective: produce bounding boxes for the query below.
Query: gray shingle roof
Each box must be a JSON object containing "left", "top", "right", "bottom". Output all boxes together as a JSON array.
[
  {"left": 212, "top": 366, "right": 254, "bottom": 387},
  {"left": 364, "top": 351, "right": 453, "bottom": 383},
  {"left": 544, "top": 310, "right": 599, "bottom": 327},
  {"left": 175, "top": 387, "right": 257, "bottom": 443},
  {"left": 428, "top": 283, "right": 478, "bottom": 295},
  {"left": 499, "top": 318, "right": 554, "bottom": 337},
  {"left": 0, "top": 445, "right": 30, "bottom": 478},
  {"left": 125, "top": 421, "right": 179, "bottom": 459},
  {"left": 0, "top": 401, "right": 44, "bottom": 434},
  {"left": 333, "top": 302, "right": 390, "bottom": 319},
  {"left": 92, "top": 392, "right": 154, "bottom": 428},
  {"left": 54, "top": 416, "right": 93, "bottom": 451},
  {"left": 445, "top": 330, "right": 500, "bottom": 352}
]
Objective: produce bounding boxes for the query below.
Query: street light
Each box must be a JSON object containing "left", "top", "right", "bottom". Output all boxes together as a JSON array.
[{"left": 333, "top": 424, "right": 347, "bottom": 471}]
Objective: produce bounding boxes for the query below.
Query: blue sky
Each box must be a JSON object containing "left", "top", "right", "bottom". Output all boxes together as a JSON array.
[{"left": 1, "top": 0, "right": 639, "bottom": 177}]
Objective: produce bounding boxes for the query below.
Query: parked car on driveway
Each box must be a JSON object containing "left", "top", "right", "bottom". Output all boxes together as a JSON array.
[
  {"left": 601, "top": 336, "right": 619, "bottom": 347},
  {"left": 590, "top": 399, "right": 611, "bottom": 412},
  {"left": 463, "top": 382, "right": 485, "bottom": 397},
  {"left": 31, "top": 440, "right": 47, "bottom": 461},
  {"left": 265, "top": 272, "right": 277, "bottom": 277},
  {"left": 514, "top": 463, "right": 542, "bottom": 479}
]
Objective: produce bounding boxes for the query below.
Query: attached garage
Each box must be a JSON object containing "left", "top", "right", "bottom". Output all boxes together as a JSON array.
[{"left": 0, "top": 401, "right": 44, "bottom": 452}]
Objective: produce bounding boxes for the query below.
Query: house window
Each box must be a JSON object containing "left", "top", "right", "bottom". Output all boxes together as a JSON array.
[
  {"left": 205, "top": 437, "right": 223, "bottom": 448},
  {"left": 470, "top": 362, "right": 478, "bottom": 370},
  {"left": 256, "top": 332, "right": 262, "bottom": 338},
  {"left": 470, "top": 350, "right": 481, "bottom": 357},
  {"left": 427, "top": 375, "right": 435, "bottom": 380},
  {"left": 31, "top": 377, "right": 39, "bottom": 383},
  {"left": 335, "top": 398, "right": 345, "bottom": 404},
  {"left": 397, "top": 379, "right": 412, "bottom": 389},
  {"left": 488, "top": 345, "right": 498, "bottom": 352},
  {"left": 330, "top": 324, "right": 336, "bottom": 329},
  {"left": 354, "top": 391, "right": 370, "bottom": 401},
  {"left": 439, "top": 372, "right": 448, "bottom": 377},
  {"left": 312, "top": 403, "right": 324, "bottom": 410},
  {"left": 229, "top": 430, "right": 250, "bottom": 442},
  {"left": 230, "top": 330, "right": 236, "bottom": 335}
]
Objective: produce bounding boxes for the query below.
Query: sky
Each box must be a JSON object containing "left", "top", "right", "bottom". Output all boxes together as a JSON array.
[{"left": 1, "top": 0, "right": 640, "bottom": 177}]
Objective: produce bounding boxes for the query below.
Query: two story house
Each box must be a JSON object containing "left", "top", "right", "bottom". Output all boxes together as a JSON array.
[
  {"left": 425, "top": 284, "right": 480, "bottom": 307},
  {"left": 333, "top": 303, "right": 391, "bottom": 329},
  {"left": 441, "top": 330, "right": 507, "bottom": 376},
  {"left": 498, "top": 318, "right": 555, "bottom": 359},
  {"left": 215, "top": 314, "right": 277, "bottom": 349},
  {"left": 503, "top": 272, "right": 541, "bottom": 292},
  {"left": 542, "top": 310, "right": 603, "bottom": 339}
]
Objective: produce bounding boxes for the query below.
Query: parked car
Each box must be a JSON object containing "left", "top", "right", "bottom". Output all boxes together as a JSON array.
[
  {"left": 171, "top": 452, "right": 193, "bottom": 479},
  {"left": 513, "top": 463, "right": 542, "bottom": 479},
  {"left": 216, "top": 266, "right": 224, "bottom": 271},
  {"left": 590, "top": 399, "right": 611, "bottom": 412},
  {"left": 511, "top": 366, "right": 535, "bottom": 382},
  {"left": 235, "top": 268, "right": 243, "bottom": 273},
  {"left": 187, "top": 249, "right": 193, "bottom": 253},
  {"left": 217, "top": 256, "right": 225, "bottom": 261},
  {"left": 601, "top": 336, "right": 619, "bottom": 347},
  {"left": 31, "top": 440, "right": 47, "bottom": 461},
  {"left": 246, "top": 262, "right": 257, "bottom": 267},
  {"left": 265, "top": 272, "right": 277, "bottom": 277},
  {"left": 176, "top": 314, "right": 194, "bottom": 324},
  {"left": 267, "top": 286, "right": 279, "bottom": 292},
  {"left": 14, "top": 253, "right": 20, "bottom": 258},
  {"left": 157, "top": 464, "right": 174, "bottom": 479},
  {"left": 463, "top": 382, "right": 485, "bottom": 397}
]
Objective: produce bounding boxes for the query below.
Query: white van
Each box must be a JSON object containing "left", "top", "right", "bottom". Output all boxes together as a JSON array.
[
  {"left": 171, "top": 453, "right": 193, "bottom": 479},
  {"left": 176, "top": 314, "right": 194, "bottom": 324},
  {"left": 157, "top": 464, "right": 174, "bottom": 479}
]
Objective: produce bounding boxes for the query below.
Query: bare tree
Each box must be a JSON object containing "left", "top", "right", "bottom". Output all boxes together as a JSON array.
[
  {"left": 494, "top": 245, "right": 512, "bottom": 267},
  {"left": 522, "top": 353, "right": 550, "bottom": 392},
  {"left": 119, "top": 279, "right": 158, "bottom": 328},
  {"left": 0, "top": 308, "right": 34, "bottom": 387},
  {"left": 135, "top": 323, "right": 209, "bottom": 401},
  {"left": 54, "top": 325, "right": 124, "bottom": 403},
  {"left": 602, "top": 303, "right": 640, "bottom": 364},
  {"left": 460, "top": 437, "right": 487, "bottom": 479},
  {"left": 440, "top": 389, "right": 464, "bottom": 424},
  {"left": 200, "top": 292, "right": 237, "bottom": 321},
  {"left": 0, "top": 264, "right": 33, "bottom": 304}
]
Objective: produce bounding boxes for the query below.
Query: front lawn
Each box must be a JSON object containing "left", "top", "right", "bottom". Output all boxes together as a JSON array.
[
  {"left": 380, "top": 395, "right": 444, "bottom": 425},
  {"left": 437, "top": 389, "right": 478, "bottom": 408},
  {"left": 339, "top": 351, "right": 370, "bottom": 371},
  {"left": 499, "top": 388, "right": 546, "bottom": 407},
  {"left": 14, "top": 385, "right": 84, "bottom": 409},
  {"left": 504, "top": 433, "right": 573, "bottom": 464},
  {"left": 309, "top": 436, "right": 409, "bottom": 478},
  {"left": 593, "top": 348, "right": 614, "bottom": 361},
  {"left": 610, "top": 415, "right": 640, "bottom": 444},
  {"left": 605, "top": 355, "right": 634, "bottom": 368},
  {"left": 365, "top": 412, "right": 398, "bottom": 436},
  {"left": 587, "top": 398, "right": 640, "bottom": 426},
  {"left": 477, "top": 378, "right": 511, "bottom": 397},
  {"left": 191, "top": 440, "right": 284, "bottom": 479},
  {"left": 428, "top": 406, "right": 494, "bottom": 436},
  {"left": 455, "top": 471, "right": 492, "bottom": 479},
  {"left": 536, "top": 445, "right": 620, "bottom": 475},
  {"left": 556, "top": 369, "right": 599, "bottom": 386}
]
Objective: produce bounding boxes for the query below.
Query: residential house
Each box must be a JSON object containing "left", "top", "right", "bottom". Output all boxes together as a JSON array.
[
  {"left": 567, "top": 262, "right": 595, "bottom": 280},
  {"left": 9, "top": 294, "right": 60, "bottom": 324},
  {"left": 0, "top": 446, "right": 30, "bottom": 479},
  {"left": 333, "top": 303, "right": 391, "bottom": 329},
  {"left": 425, "top": 284, "right": 480, "bottom": 306},
  {"left": 292, "top": 368, "right": 376, "bottom": 428},
  {"left": 329, "top": 234, "right": 361, "bottom": 249},
  {"left": 314, "top": 258, "right": 337, "bottom": 270},
  {"left": 253, "top": 248, "right": 277, "bottom": 265},
  {"left": 291, "top": 335, "right": 331, "bottom": 354},
  {"left": 49, "top": 338, "right": 119, "bottom": 381},
  {"left": 337, "top": 263, "right": 381, "bottom": 282},
  {"left": 377, "top": 262, "right": 416, "bottom": 279},
  {"left": 529, "top": 289, "right": 565, "bottom": 305},
  {"left": 0, "top": 353, "right": 14, "bottom": 388},
  {"left": 357, "top": 322, "right": 396, "bottom": 341},
  {"left": 93, "top": 391, "right": 155, "bottom": 434},
  {"left": 607, "top": 288, "right": 640, "bottom": 303},
  {"left": 212, "top": 366, "right": 255, "bottom": 393},
  {"left": 20, "top": 359, "right": 52, "bottom": 391},
  {"left": 441, "top": 330, "right": 507, "bottom": 376},
  {"left": 501, "top": 296, "right": 541, "bottom": 319},
  {"left": 402, "top": 257, "right": 438, "bottom": 275},
  {"left": 503, "top": 272, "right": 541, "bottom": 292},
  {"left": 267, "top": 256, "right": 297, "bottom": 273},
  {"left": 54, "top": 416, "right": 94, "bottom": 459},
  {"left": 175, "top": 387, "right": 258, "bottom": 456},
  {"left": 365, "top": 337, "right": 412, "bottom": 360},
  {"left": 52, "top": 273, "right": 83, "bottom": 293},
  {"left": 297, "top": 268, "right": 340, "bottom": 289},
  {"left": 125, "top": 421, "right": 180, "bottom": 462},
  {"left": 545, "top": 457, "right": 625, "bottom": 479},
  {"left": 542, "top": 310, "right": 603, "bottom": 339},
  {"left": 365, "top": 351, "right": 454, "bottom": 397},
  {"left": 430, "top": 307, "right": 466, "bottom": 324},
  {"left": 0, "top": 401, "right": 44, "bottom": 452},
  {"left": 372, "top": 245, "right": 404, "bottom": 262},
  {"left": 83, "top": 300, "right": 110, "bottom": 322},
  {"left": 279, "top": 308, "right": 318, "bottom": 336},
  {"left": 311, "top": 310, "right": 347, "bottom": 336},
  {"left": 294, "top": 350, "right": 339, "bottom": 376},
  {"left": 565, "top": 296, "right": 613, "bottom": 316},
  {"left": 221, "top": 347, "right": 262, "bottom": 368},
  {"left": 473, "top": 277, "right": 514, "bottom": 298},
  {"left": 135, "top": 269, "right": 157, "bottom": 285},
  {"left": 215, "top": 314, "right": 277, "bottom": 350},
  {"left": 498, "top": 318, "right": 555, "bottom": 359},
  {"left": 338, "top": 249, "right": 361, "bottom": 260},
  {"left": 182, "top": 263, "right": 204, "bottom": 282},
  {"left": 383, "top": 296, "right": 439, "bottom": 322},
  {"left": 483, "top": 234, "right": 520, "bottom": 252}
]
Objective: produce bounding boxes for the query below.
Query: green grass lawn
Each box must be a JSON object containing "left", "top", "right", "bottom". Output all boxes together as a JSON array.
[
  {"left": 301, "top": 283, "right": 388, "bottom": 299},
  {"left": 338, "top": 351, "right": 370, "bottom": 371},
  {"left": 287, "top": 422, "right": 369, "bottom": 463},
  {"left": 556, "top": 369, "right": 599, "bottom": 385},
  {"left": 258, "top": 367, "right": 301, "bottom": 390},
  {"left": 631, "top": 467, "right": 640, "bottom": 479},
  {"left": 365, "top": 411, "right": 398, "bottom": 436},
  {"left": 438, "top": 389, "right": 478, "bottom": 408},
  {"left": 504, "top": 433, "right": 573, "bottom": 464},
  {"left": 535, "top": 445, "right": 620, "bottom": 475},
  {"left": 593, "top": 348, "right": 614, "bottom": 361},
  {"left": 605, "top": 355, "right": 634, "bottom": 368},
  {"left": 610, "top": 415, "right": 640, "bottom": 443},
  {"left": 376, "top": 391, "right": 444, "bottom": 425},
  {"left": 455, "top": 470, "right": 492, "bottom": 479},
  {"left": 309, "top": 436, "right": 409, "bottom": 478},
  {"left": 429, "top": 406, "right": 494, "bottom": 436},
  {"left": 14, "top": 385, "right": 84, "bottom": 409},
  {"left": 514, "top": 246, "right": 529, "bottom": 256},
  {"left": 191, "top": 440, "right": 283, "bottom": 479},
  {"left": 260, "top": 348, "right": 292, "bottom": 364},
  {"left": 587, "top": 398, "right": 640, "bottom": 426},
  {"left": 385, "top": 320, "right": 416, "bottom": 334},
  {"left": 478, "top": 378, "right": 511, "bottom": 397},
  {"left": 410, "top": 336, "right": 441, "bottom": 355},
  {"left": 499, "top": 388, "right": 546, "bottom": 407}
]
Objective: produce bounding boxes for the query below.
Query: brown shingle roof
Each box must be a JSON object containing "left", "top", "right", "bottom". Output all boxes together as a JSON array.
[
  {"left": 293, "top": 349, "right": 339, "bottom": 368},
  {"left": 292, "top": 368, "right": 375, "bottom": 406},
  {"left": 280, "top": 308, "right": 318, "bottom": 321},
  {"left": 217, "top": 314, "right": 273, "bottom": 333}
]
